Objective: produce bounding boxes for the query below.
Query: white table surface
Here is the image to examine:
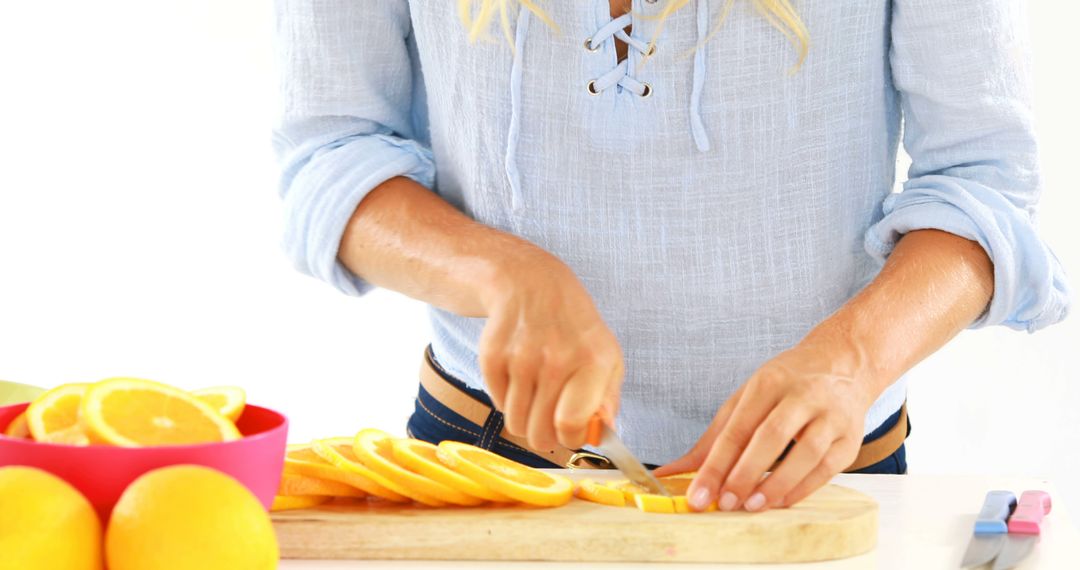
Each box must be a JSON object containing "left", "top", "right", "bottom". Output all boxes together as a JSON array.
[{"left": 278, "top": 472, "right": 1080, "bottom": 570}]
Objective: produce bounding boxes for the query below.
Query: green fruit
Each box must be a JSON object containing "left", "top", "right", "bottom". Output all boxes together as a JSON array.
[{"left": 0, "top": 381, "right": 45, "bottom": 406}]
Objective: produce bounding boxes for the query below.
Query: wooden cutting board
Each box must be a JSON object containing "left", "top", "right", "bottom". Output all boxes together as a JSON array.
[{"left": 272, "top": 483, "right": 877, "bottom": 563}]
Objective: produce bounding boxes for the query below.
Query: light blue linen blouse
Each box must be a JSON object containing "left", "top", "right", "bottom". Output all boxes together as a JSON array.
[{"left": 272, "top": 0, "right": 1071, "bottom": 464}]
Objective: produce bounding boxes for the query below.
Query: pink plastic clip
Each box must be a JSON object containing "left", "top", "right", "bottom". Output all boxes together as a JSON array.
[{"left": 1007, "top": 490, "right": 1052, "bottom": 535}]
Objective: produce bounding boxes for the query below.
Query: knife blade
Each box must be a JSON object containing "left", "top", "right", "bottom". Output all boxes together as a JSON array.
[
  {"left": 960, "top": 490, "right": 1016, "bottom": 568},
  {"left": 992, "top": 490, "right": 1051, "bottom": 570},
  {"left": 586, "top": 413, "right": 670, "bottom": 497}
]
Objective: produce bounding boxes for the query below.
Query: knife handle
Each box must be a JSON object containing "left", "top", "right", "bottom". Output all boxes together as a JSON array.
[
  {"left": 585, "top": 408, "right": 614, "bottom": 447},
  {"left": 974, "top": 491, "right": 1016, "bottom": 534},
  {"left": 1008, "top": 490, "right": 1051, "bottom": 535}
]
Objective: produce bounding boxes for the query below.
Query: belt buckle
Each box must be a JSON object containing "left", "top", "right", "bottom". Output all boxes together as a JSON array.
[{"left": 566, "top": 451, "right": 613, "bottom": 470}]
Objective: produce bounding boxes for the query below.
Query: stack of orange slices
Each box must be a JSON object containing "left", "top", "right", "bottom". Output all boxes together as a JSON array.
[
  {"left": 2, "top": 379, "right": 246, "bottom": 447},
  {"left": 272, "top": 429, "right": 574, "bottom": 511}
]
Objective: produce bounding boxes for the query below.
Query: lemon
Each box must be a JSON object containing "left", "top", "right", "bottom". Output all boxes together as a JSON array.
[
  {"left": 106, "top": 465, "right": 278, "bottom": 570},
  {"left": 0, "top": 466, "right": 103, "bottom": 570}
]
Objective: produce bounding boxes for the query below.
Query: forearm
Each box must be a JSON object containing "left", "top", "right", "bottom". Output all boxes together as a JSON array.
[
  {"left": 337, "top": 176, "right": 562, "bottom": 317},
  {"left": 804, "top": 229, "right": 995, "bottom": 400}
]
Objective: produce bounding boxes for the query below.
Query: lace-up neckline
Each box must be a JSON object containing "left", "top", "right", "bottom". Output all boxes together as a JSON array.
[
  {"left": 581, "top": 2, "right": 712, "bottom": 152},
  {"left": 585, "top": 13, "right": 654, "bottom": 97},
  {"left": 504, "top": 2, "right": 713, "bottom": 214}
]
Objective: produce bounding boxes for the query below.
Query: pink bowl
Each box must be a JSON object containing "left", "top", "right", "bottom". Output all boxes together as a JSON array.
[{"left": 0, "top": 402, "right": 288, "bottom": 521}]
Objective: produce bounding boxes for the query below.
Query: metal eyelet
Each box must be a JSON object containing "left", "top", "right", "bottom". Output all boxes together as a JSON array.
[
  {"left": 639, "top": 83, "right": 652, "bottom": 98},
  {"left": 644, "top": 43, "right": 657, "bottom": 57},
  {"left": 586, "top": 80, "right": 601, "bottom": 95},
  {"left": 584, "top": 37, "right": 600, "bottom": 52}
]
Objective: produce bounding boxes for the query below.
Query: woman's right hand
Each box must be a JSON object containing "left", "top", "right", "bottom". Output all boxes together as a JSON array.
[
  {"left": 335, "top": 176, "right": 623, "bottom": 452},
  {"left": 477, "top": 247, "right": 624, "bottom": 453}
]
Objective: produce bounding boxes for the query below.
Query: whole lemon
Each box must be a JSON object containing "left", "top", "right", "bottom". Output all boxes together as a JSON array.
[
  {"left": 0, "top": 466, "right": 103, "bottom": 570},
  {"left": 106, "top": 465, "right": 279, "bottom": 570}
]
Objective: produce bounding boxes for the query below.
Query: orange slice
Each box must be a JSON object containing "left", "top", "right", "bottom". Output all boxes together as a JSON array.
[
  {"left": 284, "top": 443, "right": 402, "bottom": 501},
  {"left": 191, "top": 386, "right": 246, "bottom": 422},
  {"left": 3, "top": 412, "right": 31, "bottom": 439},
  {"left": 574, "top": 479, "right": 626, "bottom": 507},
  {"left": 25, "top": 383, "right": 91, "bottom": 445},
  {"left": 607, "top": 475, "right": 693, "bottom": 500},
  {"left": 435, "top": 441, "right": 573, "bottom": 507},
  {"left": 633, "top": 493, "right": 676, "bottom": 514},
  {"left": 271, "top": 495, "right": 330, "bottom": 512},
  {"left": 353, "top": 430, "right": 484, "bottom": 507},
  {"left": 318, "top": 434, "right": 446, "bottom": 507},
  {"left": 604, "top": 474, "right": 714, "bottom": 513},
  {"left": 311, "top": 438, "right": 424, "bottom": 504},
  {"left": 391, "top": 438, "right": 511, "bottom": 503},
  {"left": 603, "top": 479, "right": 645, "bottom": 503},
  {"left": 672, "top": 495, "right": 716, "bottom": 513},
  {"left": 80, "top": 378, "right": 241, "bottom": 446},
  {"left": 277, "top": 472, "right": 366, "bottom": 498}
]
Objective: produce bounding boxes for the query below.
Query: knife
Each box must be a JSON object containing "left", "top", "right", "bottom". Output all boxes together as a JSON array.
[
  {"left": 992, "top": 490, "right": 1052, "bottom": 570},
  {"left": 586, "top": 411, "right": 670, "bottom": 497},
  {"left": 960, "top": 490, "right": 1016, "bottom": 567}
]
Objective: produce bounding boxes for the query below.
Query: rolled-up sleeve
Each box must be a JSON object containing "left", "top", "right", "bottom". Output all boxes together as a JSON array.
[
  {"left": 272, "top": 0, "right": 435, "bottom": 296},
  {"left": 866, "top": 0, "right": 1071, "bottom": 332}
]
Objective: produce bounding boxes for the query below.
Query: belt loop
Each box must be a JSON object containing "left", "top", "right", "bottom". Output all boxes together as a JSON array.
[{"left": 477, "top": 409, "right": 505, "bottom": 451}]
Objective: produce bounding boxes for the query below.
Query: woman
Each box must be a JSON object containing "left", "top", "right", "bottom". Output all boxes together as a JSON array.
[{"left": 272, "top": 0, "right": 1070, "bottom": 512}]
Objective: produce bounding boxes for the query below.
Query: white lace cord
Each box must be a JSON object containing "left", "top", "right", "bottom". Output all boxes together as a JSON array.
[
  {"left": 690, "top": 0, "right": 711, "bottom": 152},
  {"left": 505, "top": 6, "right": 530, "bottom": 213},
  {"left": 508, "top": 3, "right": 711, "bottom": 213},
  {"left": 586, "top": 13, "right": 652, "bottom": 96}
]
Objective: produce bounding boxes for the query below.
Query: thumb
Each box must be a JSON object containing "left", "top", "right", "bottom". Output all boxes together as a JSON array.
[{"left": 553, "top": 362, "right": 614, "bottom": 449}]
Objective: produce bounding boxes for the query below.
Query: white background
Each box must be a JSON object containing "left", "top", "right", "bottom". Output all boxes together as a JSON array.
[{"left": 0, "top": 1, "right": 1076, "bottom": 513}]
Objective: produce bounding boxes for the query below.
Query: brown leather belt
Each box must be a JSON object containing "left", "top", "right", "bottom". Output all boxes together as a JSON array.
[{"left": 419, "top": 346, "right": 907, "bottom": 472}]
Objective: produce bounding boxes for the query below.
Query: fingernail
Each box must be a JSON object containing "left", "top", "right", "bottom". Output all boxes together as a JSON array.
[
  {"left": 689, "top": 487, "right": 711, "bottom": 511},
  {"left": 744, "top": 492, "right": 766, "bottom": 512},
  {"left": 719, "top": 491, "right": 739, "bottom": 512}
]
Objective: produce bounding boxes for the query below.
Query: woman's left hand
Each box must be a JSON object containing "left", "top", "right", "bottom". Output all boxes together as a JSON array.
[
  {"left": 656, "top": 230, "right": 994, "bottom": 512},
  {"left": 654, "top": 333, "right": 879, "bottom": 513}
]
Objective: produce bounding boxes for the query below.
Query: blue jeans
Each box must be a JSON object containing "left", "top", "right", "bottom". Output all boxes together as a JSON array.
[{"left": 406, "top": 344, "right": 908, "bottom": 474}]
